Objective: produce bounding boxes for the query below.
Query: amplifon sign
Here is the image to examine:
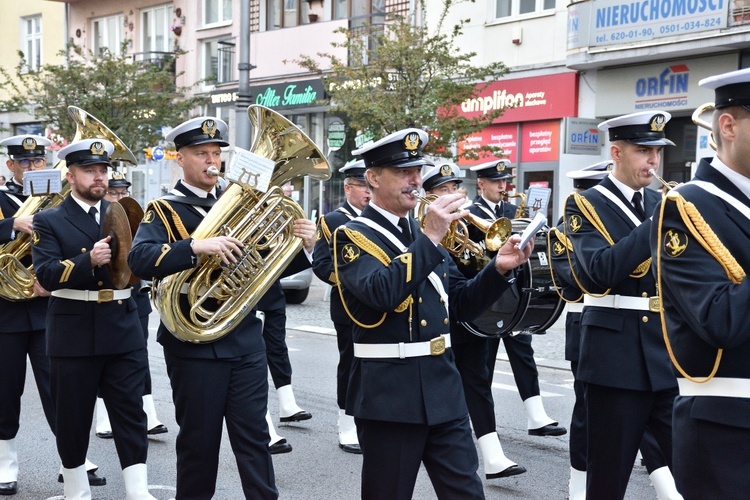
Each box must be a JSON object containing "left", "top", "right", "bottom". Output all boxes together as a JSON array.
[
  {"left": 457, "top": 124, "right": 518, "bottom": 166},
  {"left": 458, "top": 73, "right": 578, "bottom": 124}
]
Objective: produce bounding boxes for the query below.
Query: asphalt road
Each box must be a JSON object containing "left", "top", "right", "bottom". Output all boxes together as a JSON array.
[{"left": 11, "top": 276, "right": 656, "bottom": 499}]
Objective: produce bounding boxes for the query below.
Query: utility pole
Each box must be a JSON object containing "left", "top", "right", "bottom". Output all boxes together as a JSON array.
[{"left": 235, "top": 0, "right": 255, "bottom": 149}]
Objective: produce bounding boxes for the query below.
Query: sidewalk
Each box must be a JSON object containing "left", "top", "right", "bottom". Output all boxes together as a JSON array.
[{"left": 286, "top": 276, "right": 570, "bottom": 371}]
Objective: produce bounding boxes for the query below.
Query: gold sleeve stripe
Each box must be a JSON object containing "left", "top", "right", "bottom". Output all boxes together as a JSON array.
[
  {"left": 155, "top": 244, "right": 171, "bottom": 267},
  {"left": 59, "top": 260, "right": 75, "bottom": 283}
]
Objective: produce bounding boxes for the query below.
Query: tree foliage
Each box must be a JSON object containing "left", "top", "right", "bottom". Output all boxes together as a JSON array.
[
  {"left": 293, "top": 0, "right": 507, "bottom": 162},
  {"left": 0, "top": 44, "right": 208, "bottom": 156}
]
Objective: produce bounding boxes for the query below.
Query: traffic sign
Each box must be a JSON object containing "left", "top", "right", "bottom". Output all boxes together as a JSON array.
[{"left": 152, "top": 146, "right": 165, "bottom": 161}]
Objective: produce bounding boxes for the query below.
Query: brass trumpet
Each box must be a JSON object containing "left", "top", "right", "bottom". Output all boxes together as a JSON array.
[
  {"left": 692, "top": 102, "right": 717, "bottom": 151},
  {"left": 648, "top": 169, "right": 676, "bottom": 192},
  {"left": 412, "top": 190, "right": 511, "bottom": 256}
]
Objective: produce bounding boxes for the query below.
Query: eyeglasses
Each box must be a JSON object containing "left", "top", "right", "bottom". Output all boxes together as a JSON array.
[
  {"left": 14, "top": 158, "right": 46, "bottom": 169},
  {"left": 106, "top": 190, "right": 130, "bottom": 197}
]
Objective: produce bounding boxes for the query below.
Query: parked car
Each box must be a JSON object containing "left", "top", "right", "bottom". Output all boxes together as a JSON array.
[{"left": 280, "top": 268, "right": 312, "bottom": 304}]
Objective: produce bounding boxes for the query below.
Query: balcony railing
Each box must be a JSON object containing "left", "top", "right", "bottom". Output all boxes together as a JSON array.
[{"left": 130, "top": 51, "right": 177, "bottom": 74}]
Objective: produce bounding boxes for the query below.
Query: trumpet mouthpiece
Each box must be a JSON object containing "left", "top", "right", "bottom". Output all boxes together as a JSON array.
[
  {"left": 207, "top": 166, "right": 220, "bottom": 177},
  {"left": 648, "top": 169, "right": 657, "bottom": 176}
]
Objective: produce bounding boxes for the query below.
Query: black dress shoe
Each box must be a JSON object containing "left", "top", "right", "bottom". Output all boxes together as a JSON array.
[
  {"left": 339, "top": 443, "right": 363, "bottom": 454},
  {"left": 0, "top": 481, "right": 17, "bottom": 496},
  {"left": 268, "top": 439, "right": 293, "bottom": 455},
  {"left": 528, "top": 423, "right": 567, "bottom": 436},
  {"left": 486, "top": 464, "right": 527, "bottom": 479},
  {"left": 148, "top": 424, "right": 168, "bottom": 435},
  {"left": 96, "top": 430, "right": 113, "bottom": 439},
  {"left": 57, "top": 471, "right": 107, "bottom": 486},
  {"left": 279, "top": 410, "right": 312, "bottom": 423}
]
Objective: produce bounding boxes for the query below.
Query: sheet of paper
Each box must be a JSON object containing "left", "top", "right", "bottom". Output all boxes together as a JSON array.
[
  {"left": 23, "top": 170, "right": 63, "bottom": 196},
  {"left": 516, "top": 211, "right": 547, "bottom": 249},
  {"left": 226, "top": 147, "right": 274, "bottom": 192}
]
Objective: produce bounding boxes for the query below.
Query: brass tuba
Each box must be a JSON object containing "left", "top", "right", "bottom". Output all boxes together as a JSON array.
[
  {"left": 154, "top": 105, "right": 331, "bottom": 343},
  {"left": 0, "top": 106, "right": 137, "bottom": 301},
  {"left": 692, "top": 102, "right": 717, "bottom": 151}
]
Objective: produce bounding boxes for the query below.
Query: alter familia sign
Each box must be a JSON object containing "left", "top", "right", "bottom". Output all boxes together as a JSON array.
[{"left": 250, "top": 79, "right": 327, "bottom": 110}]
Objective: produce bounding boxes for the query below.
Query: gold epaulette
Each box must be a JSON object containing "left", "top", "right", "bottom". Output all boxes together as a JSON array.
[
  {"left": 148, "top": 199, "right": 190, "bottom": 243},
  {"left": 655, "top": 190, "right": 746, "bottom": 383}
]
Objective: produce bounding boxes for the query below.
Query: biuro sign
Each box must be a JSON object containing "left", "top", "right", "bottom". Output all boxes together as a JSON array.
[{"left": 457, "top": 73, "right": 578, "bottom": 124}]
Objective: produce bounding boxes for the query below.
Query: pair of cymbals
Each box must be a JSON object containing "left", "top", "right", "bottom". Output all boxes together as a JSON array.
[{"left": 102, "top": 198, "right": 144, "bottom": 289}]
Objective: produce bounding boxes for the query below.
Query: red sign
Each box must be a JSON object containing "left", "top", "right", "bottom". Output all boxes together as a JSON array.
[
  {"left": 457, "top": 124, "right": 518, "bottom": 166},
  {"left": 521, "top": 121, "right": 560, "bottom": 163},
  {"left": 458, "top": 73, "right": 578, "bottom": 124}
]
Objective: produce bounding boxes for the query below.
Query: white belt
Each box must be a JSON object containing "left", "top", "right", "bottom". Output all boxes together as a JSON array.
[
  {"left": 51, "top": 288, "right": 131, "bottom": 303},
  {"left": 354, "top": 334, "right": 451, "bottom": 359},
  {"left": 566, "top": 302, "right": 584, "bottom": 313},
  {"left": 583, "top": 294, "right": 660, "bottom": 313},
  {"left": 678, "top": 377, "right": 750, "bottom": 399}
]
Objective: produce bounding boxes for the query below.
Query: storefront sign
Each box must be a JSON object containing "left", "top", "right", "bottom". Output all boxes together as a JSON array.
[
  {"left": 596, "top": 54, "right": 738, "bottom": 116},
  {"left": 327, "top": 121, "right": 346, "bottom": 151},
  {"left": 521, "top": 121, "right": 560, "bottom": 163},
  {"left": 586, "top": 0, "right": 727, "bottom": 47},
  {"left": 457, "top": 73, "right": 578, "bottom": 124},
  {"left": 457, "top": 124, "right": 518, "bottom": 166},
  {"left": 564, "top": 118, "right": 603, "bottom": 155},
  {"left": 249, "top": 79, "right": 326, "bottom": 110}
]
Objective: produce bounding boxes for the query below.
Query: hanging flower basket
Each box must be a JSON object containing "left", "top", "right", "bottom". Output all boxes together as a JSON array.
[{"left": 171, "top": 24, "right": 182, "bottom": 36}]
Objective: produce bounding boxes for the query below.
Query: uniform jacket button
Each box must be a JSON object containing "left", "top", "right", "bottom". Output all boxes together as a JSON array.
[
  {"left": 642, "top": 316, "right": 648, "bottom": 323},
  {"left": 420, "top": 319, "right": 427, "bottom": 327}
]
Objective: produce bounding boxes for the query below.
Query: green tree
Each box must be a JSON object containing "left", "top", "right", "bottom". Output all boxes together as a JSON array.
[
  {"left": 0, "top": 44, "right": 208, "bottom": 156},
  {"left": 293, "top": 0, "right": 508, "bottom": 163}
]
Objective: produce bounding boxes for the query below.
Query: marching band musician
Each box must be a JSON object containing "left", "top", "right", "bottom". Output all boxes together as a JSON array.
[
  {"left": 31, "top": 139, "right": 154, "bottom": 499},
  {"left": 94, "top": 171, "right": 168, "bottom": 440},
  {"left": 333, "top": 128, "right": 533, "bottom": 499},
  {"left": 312, "top": 159, "right": 370, "bottom": 454},
  {"left": 128, "top": 117, "right": 315, "bottom": 499},
  {"left": 651, "top": 67, "right": 750, "bottom": 499},
  {"left": 550, "top": 162, "right": 679, "bottom": 500},
  {"left": 466, "top": 159, "right": 566, "bottom": 438},
  {"left": 422, "top": 163, "right": 526, "bottom": 480},
  {"left": 0, "top": 135, "right": 105, "bottom": 496},
  {"left": 564, "top": 111, "right": 678, "bottom": 499}
]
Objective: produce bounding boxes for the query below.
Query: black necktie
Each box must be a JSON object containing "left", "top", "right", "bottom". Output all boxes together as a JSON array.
[
  {"left": 398, "top": 218, "right": 413, "bottom": 244},
  {"left": 207, "top": 192, "right": 216, "bottom": 200},
  {"left": 494, "top": 204, "right": 503, "bottom": 219},
  {"left": 632, "top": 192, "right": 645, "bottom": 221},
  {"left": 88, "top": 206, "right": 98, "bottom": 225}
]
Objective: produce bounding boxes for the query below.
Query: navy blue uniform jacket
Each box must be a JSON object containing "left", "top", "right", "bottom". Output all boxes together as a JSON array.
[
  {"left": 31, "top": 195, "right": 143, "bottom": 356},
  {"left": 0, "top": 182, "right": 48, "bottom": 332},
  {"left": 313, "top": 201, "right": 358, "bottom": 325},
  {"left": 565, "top": 177, "right": 675, "bottom": 392},
  {"left": 128, "top": 180, "right": 309, "bottom": 359},
  {"left": 652, "top": 159, "right": 750, "bottom": 428},
  {"left": 335, "top": 205, "right": 513, "bottom": 425}
]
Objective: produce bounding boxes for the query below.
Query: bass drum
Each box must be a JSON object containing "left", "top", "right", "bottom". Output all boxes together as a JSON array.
[{"left": 460, "top": 218, "right": 565, "bottom": 338}]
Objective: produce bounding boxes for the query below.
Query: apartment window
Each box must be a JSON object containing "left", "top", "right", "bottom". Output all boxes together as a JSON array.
[
  {"left": 142, "top": 4, "right": 174, "bottom": 53},
  {"left": 334, "top": 0, "right": 391, "bottom": 20},
  {"left": 21, "top": 15, "right": 42, "bottom": 71},
  {"left": 204, "top": 39, "right": 235, "bottom": 84},
  {"left": 92, "top": 14, "right": 124, "bottom": 56},
  {"left": 495, "top": 0, "right": 554, "bottom": 19},
  {"left": 267, "top": 0, "right": 311, "bottom": 29},
  {"left": 205, "top": 0, "right": 232, "bottom": 24}
]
